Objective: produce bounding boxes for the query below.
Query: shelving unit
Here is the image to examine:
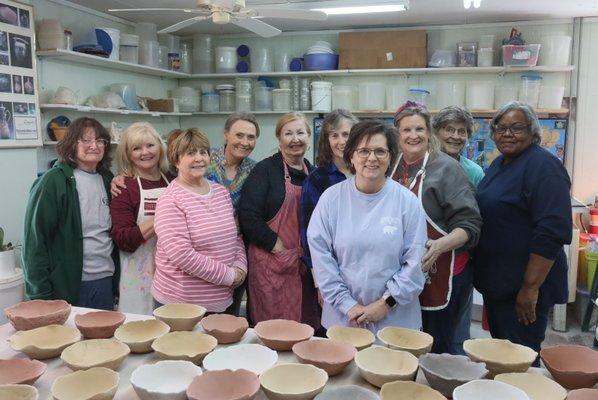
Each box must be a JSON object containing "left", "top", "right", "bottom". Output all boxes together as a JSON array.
[
  {"left": 43, "top": 140, "right": 119, "bottom": 146},
  {"left": 40, "top": 104, "right": 192, "bottom": 117}
]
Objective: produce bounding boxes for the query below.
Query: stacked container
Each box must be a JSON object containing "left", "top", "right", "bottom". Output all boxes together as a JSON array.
[
  {"left": 120, "top": 34, "right": 139, "bottom": 64},
  {"left": 235, "top": 78, "right": 252, "bottom": 112},
  {"left": 193, "top": 34, "right": 213, "bottom": 74}
]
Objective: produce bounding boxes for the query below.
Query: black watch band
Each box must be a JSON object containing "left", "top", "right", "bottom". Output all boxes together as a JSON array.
[{"left": 385, "top": 295, "right": 397, "bottom": 308}]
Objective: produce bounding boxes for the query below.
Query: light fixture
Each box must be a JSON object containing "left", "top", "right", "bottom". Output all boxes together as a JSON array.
[
  {"left": 473, "top": 0, "right": 482, "bottom": 8},
  {"left": 313, "top": 4, "right": 407, "bottom": 15},
  {"left": 463, "top": 0, "right": 473, "bottom": 8},
  {"left": 464, "top": 0, "right": 482, "bottom": 8}
]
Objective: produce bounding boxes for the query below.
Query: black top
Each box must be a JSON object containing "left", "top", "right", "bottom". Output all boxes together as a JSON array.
[{"left": 239, "top": 152, "right": 313, "bottom": 251}]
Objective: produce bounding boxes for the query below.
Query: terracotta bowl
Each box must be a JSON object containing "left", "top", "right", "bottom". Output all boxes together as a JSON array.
[
  {"left": 380, "top": 381, "right": 446, "bottom": 400},
  {"left": 131, "top": 360, "right": 203, "bottom": 400},
  {"left": 0, "top": 384, "right": 38, "bottom": 400},
  {"left": 153, "top": 303, "right": 206, "bottom": 331},
  {"left": 540, "top": 345, "right": 598, "bottom": 389},
  {"left": 51, "top": 367, "right": 119, "bottom": 400},
  {"left": 187, "top": 369, "right": 260, "bottom": 400},
  {"left": 254, "top": 319, "right": 314, "bottom": 351},
  {"left": 377, "top": 327, "right": 434, "bottom": 357},
  {"left": 74, "top": 310, "right": 126, "bottom": 339},
  {"left": 463, "top": 338, "right": 537, "bottom": 377},
  {"left": 292, "top": 339, "right": 356, "bottom": 376},
  {"left": 453, "top": 379, "right": 530, "bottom": 400},
  {"left": 60, "top": 339, "right": 130, "bottom": 370},
  {"left": 314, "top": 385, "right": 379, "bottom": 400},
  {"left": 8, "top": 325, "right": 81, "bottom": 360},
  {"left": 326, "top": 326, "right": 374, "bottom": 350},
  {"left": 203, "top": 344, "right": 278, "bottom": 375},
  {"left": 200, "top": 314, "right": 249, "bottom": 344},
  {"left": 354, "top": 345, "right": 419, "bottom": 388},
  {"left": 113, "top": 319, "right": 170, "bottom": 353},
  {"left": 0, "top": 359, "right": 46, "bottom": 385},
  {"left": 418, "top": 353, "right": 488, "bottom": 397},
  {"left": 260, "top": 363, "right": 328, "bottom": 400},
  {"left": 5, "top": 300, "right": 71, "bottom": 331},
  {"left": 567, "top": 388, "right": 598, "bottom": 400},
  {"left": 151, "top": 331, "right": 218, "bottom": 365},
  {"left": 495, "top": 372, "right": 567, "bottom": 400}
]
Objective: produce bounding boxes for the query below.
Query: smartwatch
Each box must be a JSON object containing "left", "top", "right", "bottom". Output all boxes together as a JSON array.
[{"left": 384, "top": 295, "right": 397, "bottom": 308}]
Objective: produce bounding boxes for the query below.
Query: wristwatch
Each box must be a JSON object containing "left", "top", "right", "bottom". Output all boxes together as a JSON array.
[{"left": 384, "top": 295, "right": 397, "bottom": 308}]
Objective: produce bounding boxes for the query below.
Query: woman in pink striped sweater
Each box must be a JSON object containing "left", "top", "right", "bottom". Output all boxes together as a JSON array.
[{"left": 153, "top": 128, "right": 246, "bottom": 312}]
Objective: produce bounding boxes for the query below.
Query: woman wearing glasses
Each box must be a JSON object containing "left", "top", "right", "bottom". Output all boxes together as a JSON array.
[
  {"left": 307, "top": 120, "right": 428, "bottom": 332},
  {"left": 22, "top": 117, "right": 119, "bottom": 310},
  {"left": 474, "top": 102, "right": 571, "bottom": 357}
]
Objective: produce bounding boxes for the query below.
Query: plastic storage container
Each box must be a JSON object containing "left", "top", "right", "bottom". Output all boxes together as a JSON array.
[
  {"left": 202, "top": 93, "right": 219, "bottom": 112},
  {"left": 386, "top": 84, "right": 408, "bottom": 111},
  {"left": 172, "top": 87, "right": 200, "bottom": 112},
  {"left": 479, "top": 35, "right": 495, "bottom": 49},
  {"left": 518, "top": 74, "right": 542, "bottom": 108},
  {"left": 215, "top": 47, "right": 237, "bottom": 73},
  {"left": 236, "top": 78, "right": 252, "bottom": 111},
  {"left": 193, "top": 34, "right": 213, "bottom": 74},
  {"left": 217, "top": 84, "right": 235, "bottom": 112},
  {"left": 502, "top": 44, "right": 541, "bottom": 67},
  {"left": 180, "top": 43, "right": 191, "bottom": 74},
  {"left": 254, "top": 86, "right": 273, "bottom": 111},
  {"left": 252, "top": 47, "right": 273, "bottom": 73},
  {"left": 458, "top": 42, "right": 477, "bottom": 67},
  {"left": 299, "top": 78, "right": 311, "bottom": 111},
  {"left": 494, "top": 85, "right": 518, "bottom": 109},
  {"left": 119, "top": 34, "right": 139, "bottom": 64},
  {"left": 359, "top": 82, "right": 385, "bottom": 111},
  {"left": 273, "top": 89, "right": 291, "bottom": 111},
  {"left": 275, "top": 51, "right": 290, "bottom": 72},
  {"left": 303, "top": 53, "right": 339, "bottom": 71},
  {"left": 110, "top": 83, "right": 138, "bottom": 110},
  {"left": 436, "top": 81, "right": 465, "bottom": 108},
  {"left": 158, "top": 45, "right": 169, "bottom": 69},
  {"left": 135, "top": 22, "right": 158, "bottom": 43},
  {"left": 428, "top": 50, "right": 457, "bottom": 68},
  {"left": 37, "top": 19, "right": 65, "bottom": 50},
  {"left": 408, "top": 88, "right": 431, "bottom": 106},
  {"left": 311, "top": 81, "right": 333, "bottom": 112},
  {"left": 477, "top": 49, "right": 494, "bottom": 67},
  {"left": 538, "top": 35, "right": 572, "bottom": 67},
  {"left": 139, "top": 40, "right": 159, "bottom": 67},
  {"left": 538, "top": 85, "right": 565, "bottom": 109},
  {"left": 466, "top": 81, "right": 495, "bottom": 110},
  {"left": 332, "top": 86, "right": 355, "bottom": 110}
]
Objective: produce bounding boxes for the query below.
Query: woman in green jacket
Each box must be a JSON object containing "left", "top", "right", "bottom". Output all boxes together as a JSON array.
[{"left": 22, "top": 117, "right": 119, "bottom": 310}]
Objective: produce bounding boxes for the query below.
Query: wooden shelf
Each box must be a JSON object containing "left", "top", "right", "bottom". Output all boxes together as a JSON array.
[
  {"left": 40, "top": 104, "right": 191, "bottom": 117},
  {"left": 44, "top": 141, "right": 118, "bottom": 146}
]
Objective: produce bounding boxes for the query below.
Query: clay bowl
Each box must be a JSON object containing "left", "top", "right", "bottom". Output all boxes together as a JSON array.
[
  {"left": 567, "top": 388, "right": 598, "bottom": 399},
  {"left": 260, "top": 363, "right": 328, "bottom": 400},
  {"left": 494, "top": 372, "right": 567, "bottom": 400},
  {"left": 131, "top": 360, "right": 203, "bottom": 400},
  {"left": 292, "top": 339, "right": 356, "bottom": 376},
  {"left": 187, "top": 369, "right": 260, "bottom": 400},
  {"left": 254, "top": 319, "right": 314, "bottom": 351},
  {"left": 453, "top": 379, "right": 530, "bottom": 400},
  {"left": 151, "top": 331, "right": 217, "bottom": 365},
  {"left": 203, "top": 344, "right": 278, "bottom": 375},
  {"left": 153, "top": 303, "right": 206, "bottom": 331},
  {"left": 51, "top": 367, "right": 119, "bottom": 400},
  {"left": 380, "top": 381, "right": 446, "bottom": 400},
  {"left": 60, "top": 339, "right": 130, "bottom": 370},
  {"left": 314, "top": 385, "right": 379, "bottom": 400},
  {"left": 0, "top": 359, "right": 46, "bottom": 385},
  {"left": 463, "top": 338, "right": 537, "bottom": 377},
  {"left": 377, "top": 327, "right": 434, "bottom": 357},
  {"left": 8, "top": 325, "right": 81, "bottom": 360},
  {"left": 0, "top": 384, "right": 38, "bottom": 400},
  {"left": 354, "top": 345, "right": 419, "bottom": 388},
  {"left": 418, "top": 353, "right": 488, "bottom": 397},
  {"left": 325, "top": 326, "right": 374, "bottom": 350},
  {"left": 540, "top": 345, "right": 598, "bottom": 389},
  {"left": 5, "top": 300, "right": 71, "bottom": 331},
  {"left": 113, "top": 319, "right": 170, "bottom": 353},
  {"left": 200, "top": 314, "right": 249, "bottom": 344},
  {"left": 74, "top": 311, "right": 126, "bottom": 339}
]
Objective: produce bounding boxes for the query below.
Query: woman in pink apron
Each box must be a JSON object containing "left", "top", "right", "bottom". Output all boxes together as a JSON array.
[
  {"left": 392, "top": 102, "right": 482, "bottom": 354},
  {"left": 239, "top": 112, "right": 320, "bottom": 329},
  {"left": 110, "top": 122, "right": 173, "bottom": 315}
]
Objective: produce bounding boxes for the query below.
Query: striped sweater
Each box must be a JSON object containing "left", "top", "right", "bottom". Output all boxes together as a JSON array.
[{"left": 153, "top": 179, "right": 247, "bottom": 312}]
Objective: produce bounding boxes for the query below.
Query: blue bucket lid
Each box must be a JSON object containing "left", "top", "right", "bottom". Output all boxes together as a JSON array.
[
  {"left": 409, "top": 88, "right": 431, "bottom": 95},
  {"left": 521, "top": 74, "right": 543, "bottom": 80}
]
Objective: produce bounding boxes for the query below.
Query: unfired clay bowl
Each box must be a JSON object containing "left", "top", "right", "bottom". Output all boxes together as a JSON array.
[
  {"left": 254, "top": 319, "right": 314, "bottom": 351},
  {"left": 540, "top": 345, "right": 598, "bottom": 389},
  {"left": 151, "top": 331, "right": 217, "bottom": 365},
  {"left": 377, "top": 327, "right": 434, "bottom": 357},
  {"left": 354, "top": 345, "right": 419, "bottom": 388},
  {"left": 380, "top": 381, "right": 446, "bottom": 400},
  {"left": 418, "top": 353, "right": 488, "bottom": 397},
  {"left": 326, "top": 326, "right": 374, "bottom": 350},
  {"left": 8, "top": 325, "right": 81, "bottom": 360},
  {"left": 260, "top": 363, "right": 328, "bottom": 400},
  {"left": 314, "top": 385, "right": 379, "bottom": 400},
  {"left": 186, "top": 369, "right": 260, "bottom": 400},
  {"left": 463, "top": 338, "right": 537, "bottom": 377},
  {"left": 0, "top": 384, "right": 38, "bottom": 400},
  {"left": 51, "top": 367, "right": 119, "bottom": 400},
  {"left": 74, "top": 311, "right": 126, "bottom": 339},
  {"left": 113, "top": 319, "right": 170, "bottom": 353},
  {"left": 200, "top": 314, "right": 249, "bottom": 344},
  {"left": 292, "top": 339, "right": 356, "bottom": 376},
  {"left": 453, "top": 379, "right": 530, "bottom": 400},
  {"left": 0, "top": 359, "right": 46, "bottom": 385},
  {"left": 203, "top": 344, "right": 278, "bottom": 375},
  {"left": 495, "top": 372, "right": 567, "bottom": 400},
  {"left": 60, "top": 339, "right": 130, "bottom": 370},
  {"left": 5, "top": 300, "right": 71, "bottom": 331},
  {"left": 153, "top": 303, "right": 206, "bottom": 331},
  {"left": 130, "top": 360, "right": 202, "bottom": 400},
  {"left": 566, "top": 388, "right": 598, "bottom": 399}
]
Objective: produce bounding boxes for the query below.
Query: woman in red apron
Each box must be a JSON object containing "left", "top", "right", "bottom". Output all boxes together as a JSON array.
[
  {"left": 239, "top": 112, "right": 320, "bottom": 329},
  {"left": 392, "top": 102, "right": 482, "bottom": 354}
]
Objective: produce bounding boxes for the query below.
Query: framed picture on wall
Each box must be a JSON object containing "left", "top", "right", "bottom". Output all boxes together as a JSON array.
[{"left": 0, "top": 0, "right": 41, "bottom": 147}]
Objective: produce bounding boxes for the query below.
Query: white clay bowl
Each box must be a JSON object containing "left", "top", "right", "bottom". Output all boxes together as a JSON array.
[
  {"left": 203, "top": 344, "right": 278, "bottom": 376},
  {"left": 130, "top": 360, "right": 203, "bottom": 400}
]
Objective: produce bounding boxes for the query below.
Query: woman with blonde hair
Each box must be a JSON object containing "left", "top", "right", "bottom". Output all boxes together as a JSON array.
[{"left": 110, "top": 122, "right": 173, "bottom": 314}]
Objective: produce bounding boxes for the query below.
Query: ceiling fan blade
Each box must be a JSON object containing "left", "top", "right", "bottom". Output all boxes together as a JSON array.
[
  {"left": 252, "top": 8, "right": 327, "bottom": 21},
  {"left": 108, "top": 8, "right": 201, "bottom": 13},
  {"left": 232, "top": 17, "right": 281, "bottom": 38},
  {"left": 158, "top": 16, "right": 210, "bottom": 34}
]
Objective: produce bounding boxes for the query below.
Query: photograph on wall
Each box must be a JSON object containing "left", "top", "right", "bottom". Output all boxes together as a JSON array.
[
  {"left": 9, "top": 33, "right": 31, "bottom": 68},
  {"left": 13, "top": 101, "right": 26, "bottom": 115},
  {"left": 18, "top": 8, "right": 28, "bottom": 29},
  {"left": 27, "top": 102, "right": 34, "bottom": 114},
  {"left": 0, "top": 100, "right": 14, "bottom": 139},
  {"left": 22, "top": 75, "right": 32, "bottom": 94},
  {"left": 11, "top": 73, "right": 20, "bottom": 93},
  {"left": 0, "top": 72, "right": 10, "bottom": 92},
  {"left": 0, "top": 4, "right": 17, "bottom": 26},
  {"left": 0, "top": 52, "right": 7, "bottom": 65},
  {"left": 0, "top": 30, "right": 7, "bottom": 51}
]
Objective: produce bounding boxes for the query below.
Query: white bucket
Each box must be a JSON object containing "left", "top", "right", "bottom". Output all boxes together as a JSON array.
[
  {"left": 0, "top": 249, "right": 16, "bottom": 279},
  {"left": 311, "top": 81, "right": 333, "bottom": 112},
  {"left": 477, "top": 49, "right": 494, "bottom": 67},
  {"left": 494, "top": 85, "right": 518, "bottom": 109},
  {"left": 215, "top": 46, "right": 237, "bottom": 73},
  {"left": 538, "top": 35, "right": 572, "bottom": 67},
  {"left": 0, "top": 269, "right": 24, "bottom": 324},
  {"left": 436, "top": 81, "right": 465, "bottom": 109},
  {"left": 385, "top": 84, "right": 408, "bottom": 111},
  {"left": 359, "top": 82, "right": 385, "bottom": 111},
  {"left": 466, "top": 81, "right": 494, "bottom": 110},
  {"left": 332, "top": 85, "right": 354, "bottom": 110},
  {"left": 538, "top": 86, "right": 565, "bottom": 109}
]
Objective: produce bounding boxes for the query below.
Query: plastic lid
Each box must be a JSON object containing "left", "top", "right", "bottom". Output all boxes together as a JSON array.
[
  {"left": 273, "top": 88, "right": 291, "bottom": 92},
  {"left": 409, "top": 88, "right": 431, "bottom": 94},
  {"left": 521, "top": 74, "right": 543, "bottom": 80},
  {"left": 216, "top": 84, "right": 235, "bottom": 91}
]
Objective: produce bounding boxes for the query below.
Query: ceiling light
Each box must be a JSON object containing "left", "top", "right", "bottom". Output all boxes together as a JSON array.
[
  {"left": 312, "top": 4, "right": 407, "bottom": 15},
  {"left": 473, "top": 0, "right": 482, "bottom": 8},
  {"left": 463, "top": 0, "right": 473, "bottom": 8}
]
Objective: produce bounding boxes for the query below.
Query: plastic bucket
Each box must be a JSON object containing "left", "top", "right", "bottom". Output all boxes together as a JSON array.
[
  {"left": 518, "top": 74, "right": 542, "bottom": 108},
  {"left": 332, "top": 85, "right": 354, "bottom": 110},
  {"left": 538, "top": 35, "right": 572, "bottom": 67},
  {"left": 436, "top": 81, "right": 465, "bottom": 108},
  {"left": 494, "top": 85, "right": 518, "bottom": 109},
  {"left": 386, "top": 84, "right": 408, "bottom": 111},
  {"left": 586, "top": 252, "right": 598, "bottom": 290},
  {"left": 466, "top": 81, "right": 494, "bottom": 110},
  {"left": 311, "top": 81, "right": 332, "bottom": 112},
  {"left": 359, "top": 82, "right": 385, "bottom": 111},
  {"left": 538, "top": 86, "right": 565, "bottom": 109},
  {"left": 0, "top": 269, "right": 24, "bottom": 324}
]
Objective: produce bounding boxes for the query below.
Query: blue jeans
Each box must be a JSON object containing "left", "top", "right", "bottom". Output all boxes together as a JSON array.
[{"left": 77, "top": 276, "right": 114, "bottom": 310}]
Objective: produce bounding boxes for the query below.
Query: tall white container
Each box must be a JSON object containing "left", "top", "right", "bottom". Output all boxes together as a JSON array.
[
  {"left": 538, "top": 86, "right": 565, "bottom": 109},
  {"left": 332, "top": 86, "right": 354, "bottom": 110},
  {"left": 538, "top": 35, "right": 572, "bottom": 66},
  {"left": 0, "top": 270, "right": 24, "bottom": 324},
  {"left": 386, "top": 84, "right": 408, "bottom": 111},
  {"left": 311, "top": 81, "right": 333, "bottom": 112},
  {"left": 494, "top": 85, "right": 518, "bottom": 109},
  {"left": 466, "top": 81, "right": 495, "bottom": 110},
  {"left": 359, "top": 82, "right": 385, "bottom": 111},
  {"left": 436, "top": 81, "right": 465, "bottom": 109},
  {"left": 518, "top": 75, "right": 542, "bottom": 108}
]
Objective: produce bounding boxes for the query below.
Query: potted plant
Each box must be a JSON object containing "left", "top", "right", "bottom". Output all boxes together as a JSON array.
[{"left": 0, "top": 227, "right": 17, "bottom": 278}]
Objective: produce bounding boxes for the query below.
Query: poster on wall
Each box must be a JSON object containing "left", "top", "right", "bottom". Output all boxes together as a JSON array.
[{"left": 0, "top": 0, "right": 41, "bottom": 147}]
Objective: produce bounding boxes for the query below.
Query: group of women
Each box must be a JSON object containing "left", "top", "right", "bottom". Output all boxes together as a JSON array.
[{"left": 21, "top": 100, "right": 572, "bottom": 357}]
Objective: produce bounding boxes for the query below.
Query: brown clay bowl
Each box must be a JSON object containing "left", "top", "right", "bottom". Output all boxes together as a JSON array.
[
  {"left": 463, "top": 338, "right": 537, "bottom": 377},
  {"left": 8, "top": 325, "right": 81, "bottom": 360},
  {"left": 0, "top": 384, "right": 38, "bottom": 400},
  {"left": 113, "top": 319, "right": 170, "bottom": 353},
  {"left": 51, "top": 367, "right": 119, "bottom": 400},
  {"left": 260, "top": 363, "right": 328, "bottom": 400},
  {"left": 567, "top": 388, "right": 598, "bottom": 400},
  {"left": 5, "top": 300, "right": 71, "bottom": 331},
  {"left": 292, "top": 339, "right": 356, "bottom": 376},
  {"left": 60, "top": 339, "right": 130, "bottom": 370},
  {"left": 0, "top": 359, "right": 46, "bottom": 385},
  {"left": 254, "top": 319, "right": 314, "bottom": 351},
  {"left": 187, "top": 369, "right": 260, "bottom": 400},
  {"left": 325, "top": 326, "right": 375, "bottom": 350},
  {"left": 74, "top": 311, "right": 126, "bottom": 339},
  {"left": 540, "top": 345, "right": 598, "bottom": 389},
  {"left": 200, "top": 314, "right": 249, "bottom": 344},
  {"left": 377, "top": 327, "right": 434, "bottom": 357},
  {"left": 153, "top": 303, "right": 206, "bottom": 331},
  {"left": 380, "top": 381, "right": 446, "bottom": 400}
]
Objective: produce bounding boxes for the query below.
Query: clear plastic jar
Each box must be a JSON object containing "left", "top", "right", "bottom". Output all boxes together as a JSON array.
[
  {"left": 180, "top": 43, "right": 191, "bottom": 73},
  {"left": 236, "top": 95, "right": 251, "bottom": 112},
  {"left": 254, "top": 86, "right": 272, "bottom": 111},
  {"left": 299, "top": 78, "right": 311, "bottom": 111},
  {"left": 272, "top": 89, "right": 291, "bottom": 111},
  {"left": 519, "top": 74, "right": 542, "bottom": 108},
  {"left": 219, "top": 89, "right": 235, "bottom": 112},
  {"left": 202, "top": 93, "right": 220, "bottom": 112}
]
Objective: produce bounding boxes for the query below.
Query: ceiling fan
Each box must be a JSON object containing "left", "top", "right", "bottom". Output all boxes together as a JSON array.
[{"left": 108, "top": 0, "right": 328, "bottom": 38}]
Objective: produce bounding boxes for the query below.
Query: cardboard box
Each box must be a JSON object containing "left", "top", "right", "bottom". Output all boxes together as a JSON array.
[
  {"left": 339, "top": 30, "right": 427, "bottom": 69},
  {"left": 146, "top": 98, "right": 178, "bottom": 113}
]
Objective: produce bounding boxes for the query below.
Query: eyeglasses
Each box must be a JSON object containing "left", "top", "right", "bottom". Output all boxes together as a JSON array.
[
  {"left": 355, "top": 147, "right": 390, "bottom": 159},
  {"left": 442, "top": 126, "right": 468, "bottom": 137},
  {"left": 78, "top": 138, "right": 109, "bottom": 148},
  {"left": 493, "top": 123, "right": 529, "bottom": 136}
]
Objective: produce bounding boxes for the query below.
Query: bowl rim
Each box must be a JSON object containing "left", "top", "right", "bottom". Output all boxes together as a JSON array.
[
  {"left": 200, "top": 314, "right": 249, "bottom": 334},
  {"left": 153, "top": 303, "right": 207, "bottom": 320},
  {"left": 325, "top": 325, "right": 375, "bottom": 349},
  {"left": 130, "top": 360, "right": 203, "bottom": 395},
  {"left": 539, "top": 345, "right": 598, "bottom": 375},
  {"left": 151, "top": 331, "right": 218, "bottom": 357},
  {"left": 202, "top": 343, "right": 278, "bottom": 375},
  {"left": 259, "top": 363, "right": 328, "bottom": 394},
  {"left": 254, "top": 319, "right": 314, "bottom": 341},
  {"left": 292, "top": 338, "right": 357, "bottom": 366},
  {"left": 453, "top": 379, "right": 531, "bottom": 399},
  {"left": 418, "top": 353, "right": 488, "bottom": 381},
  {"left": 493, "top": 372, "right": 568, "bottom": 399},
  {"left": 186, "top": 368, "right": 260, "bottom": 400},
  {"left": 60, "top": 338, "right": 130, "bottom": 369},
  {"left": 354, "top": 345, "right": 419, "bottom": 377},
  {"left": 0, "top": 383, "right": 39, "bottom": 399},
  {"left": 463, "top": 338, "right": 537, "bottom": 367},
  {"left": 51, "top": 367, "right": 119, "bottom": 400},
  {"left": 8, "top": 324, "right": 81, "bottom": 350},
  {"left": 74, "top": 310, "right": 126, "bottom": 328},
  {"left": 380, "top": 380, "right": 446, "bottom": 399},
  {"left": 0, "top": 358, "right": 47, "bottom": 384},
  {"left": 377, "top": 326, "right": 434, "bottom": 351},
  {"left": 5, "top": 299, "right": 71, "bottom": 321},
  {"left": 113, "top": 319, "right": 170, "bottom": 344}
]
